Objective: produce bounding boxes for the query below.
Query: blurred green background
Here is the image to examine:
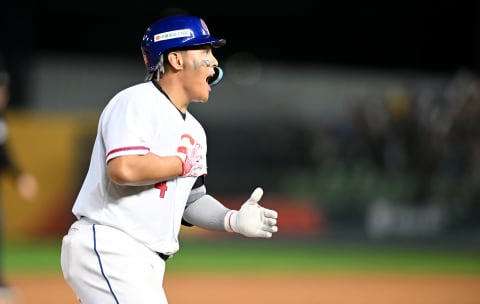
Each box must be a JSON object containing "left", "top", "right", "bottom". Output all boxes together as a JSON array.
[{"left": 5, "top": 237, "right": 480, "bottom": 276}]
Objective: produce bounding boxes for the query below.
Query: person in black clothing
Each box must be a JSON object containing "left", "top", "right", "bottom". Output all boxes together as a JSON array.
[{"left": 0, "top": 62, "right": 38, "bottom": 300}]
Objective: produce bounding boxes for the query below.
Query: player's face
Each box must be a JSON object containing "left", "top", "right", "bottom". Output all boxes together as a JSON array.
[{"left": 181, "top": 45, "right": 219, "bottom": 103}]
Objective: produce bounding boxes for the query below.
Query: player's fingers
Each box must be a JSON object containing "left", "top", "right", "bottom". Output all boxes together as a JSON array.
[
  {"left": 263, "top": 217, "right": 277, "bottom": 226},
  {"left": 256, "top": 230, "right": 273, "bottom": 238},
  {"left": 263, "top": 209, "right": 278, "bottom": 219},
  {"left": 261, "top": 224, "right": 278, "bottom": 234},
  {"left": 247, "top": 187, "right": 263, "bottom": 205}
]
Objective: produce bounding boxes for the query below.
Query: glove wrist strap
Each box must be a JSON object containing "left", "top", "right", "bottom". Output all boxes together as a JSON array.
[{"left": 224, "top": 210, "right": 238, "bottom": 233}]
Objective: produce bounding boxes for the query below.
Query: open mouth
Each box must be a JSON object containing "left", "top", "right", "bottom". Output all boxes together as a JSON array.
[{"left": 206, "top": 74, "right": 214, "bottom": 85}]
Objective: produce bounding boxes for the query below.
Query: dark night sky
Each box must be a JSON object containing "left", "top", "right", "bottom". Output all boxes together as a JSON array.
[{"left": 1, "top": 1, "right": 479, "bottom": 75}]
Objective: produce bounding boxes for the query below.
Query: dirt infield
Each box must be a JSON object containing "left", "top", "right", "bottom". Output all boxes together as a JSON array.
[{"left": 3, "top": 272, "right": 480, "bottom": 304}]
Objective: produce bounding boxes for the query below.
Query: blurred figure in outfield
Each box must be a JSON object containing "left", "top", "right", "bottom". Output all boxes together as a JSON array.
[{"left": 0, "top": 57, "right": 38, "bottom": 302}]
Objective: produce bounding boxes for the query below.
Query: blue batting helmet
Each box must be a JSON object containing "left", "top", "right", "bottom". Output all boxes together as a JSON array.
[{"left": 141, "top": 15, "right": 226, "bottom": 74}]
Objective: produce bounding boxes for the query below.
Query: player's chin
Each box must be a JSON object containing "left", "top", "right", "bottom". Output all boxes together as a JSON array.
[
  {"left": 191, "top": 90, "right": 210, "bottom": 103},
  {"left": 191, "top": 99, "right": 208, "bottom": 104}
]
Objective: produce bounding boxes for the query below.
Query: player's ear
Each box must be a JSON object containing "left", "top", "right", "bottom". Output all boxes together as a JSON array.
[{"left": 166, "top": 51, "right": 183, "bottom": 71}]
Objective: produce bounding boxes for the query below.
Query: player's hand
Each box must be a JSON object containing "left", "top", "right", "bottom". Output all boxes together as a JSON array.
[
  {"left": 176, "top": 134, "right": 206, "bottom": 177},
  {"left": 224, "top": 187, "right": 278, "bottom": 238}
]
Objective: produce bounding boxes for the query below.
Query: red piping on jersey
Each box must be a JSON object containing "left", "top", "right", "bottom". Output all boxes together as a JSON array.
[{"left": 106, "top": 146, "right": 150, "bottom": 158}]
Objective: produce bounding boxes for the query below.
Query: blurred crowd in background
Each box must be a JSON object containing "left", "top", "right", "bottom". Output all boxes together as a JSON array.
[
  {"left": 259, "top": 68, "right": 480, "bottom": 240},
  {"left": 194, "top": 66, "right": 480, "bottom": 242}
]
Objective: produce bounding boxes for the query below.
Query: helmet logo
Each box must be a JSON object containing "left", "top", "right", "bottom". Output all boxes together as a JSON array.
[
  {"left": 200, "top": 19, "right": 210, "bottom": 35},
  {"left": 154, "top": 29, "right": 194, "bottom": 42}
]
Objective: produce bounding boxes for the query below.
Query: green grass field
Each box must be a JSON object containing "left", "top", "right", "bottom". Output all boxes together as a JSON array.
[{"left": 5, "top": 237, "right": 480, "bottom": 275}]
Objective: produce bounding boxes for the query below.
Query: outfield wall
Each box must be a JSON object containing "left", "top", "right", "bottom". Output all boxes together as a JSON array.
[{"left": 2, "top": 111, "right": 97, "bottom": 238}]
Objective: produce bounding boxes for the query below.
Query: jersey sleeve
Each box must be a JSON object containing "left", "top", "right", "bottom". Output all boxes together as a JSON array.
[{"left": 102, "top": 95, "right": 159, "bottom": 162}]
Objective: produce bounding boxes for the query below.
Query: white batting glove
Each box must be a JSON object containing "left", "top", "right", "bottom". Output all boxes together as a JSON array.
[
  {"left": 176, "top": 134, "right": 207, "bottom": 177},
  {"left": 224, "top": 187, "right": 278, "bottom": 238}
]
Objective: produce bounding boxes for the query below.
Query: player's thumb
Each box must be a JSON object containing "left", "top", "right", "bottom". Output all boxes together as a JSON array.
[{"left": 246, "top": 187, "right": 263, "bottom": 205}]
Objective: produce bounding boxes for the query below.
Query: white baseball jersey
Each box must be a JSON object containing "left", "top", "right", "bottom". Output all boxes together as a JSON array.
[{"left": 72, "top": 81, "right": 207, "bottom": 255}]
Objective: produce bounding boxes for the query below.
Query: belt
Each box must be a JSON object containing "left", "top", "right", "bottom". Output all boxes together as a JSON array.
[{"left": 157, "top": 252, "right": 170, "bottom": 261}]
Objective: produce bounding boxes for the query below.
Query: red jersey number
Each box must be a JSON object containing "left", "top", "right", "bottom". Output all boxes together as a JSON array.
[{"left": 155, "top": 181, "right": 168, "bottom": 198}]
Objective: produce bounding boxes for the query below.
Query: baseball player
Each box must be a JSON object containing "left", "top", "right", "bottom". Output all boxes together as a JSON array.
[
  {"left": 0, "top": 62, "right": 38, "bottom": 302},
  {"left": 60, "top": 14, "right": 278, "bottom": 304}
]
